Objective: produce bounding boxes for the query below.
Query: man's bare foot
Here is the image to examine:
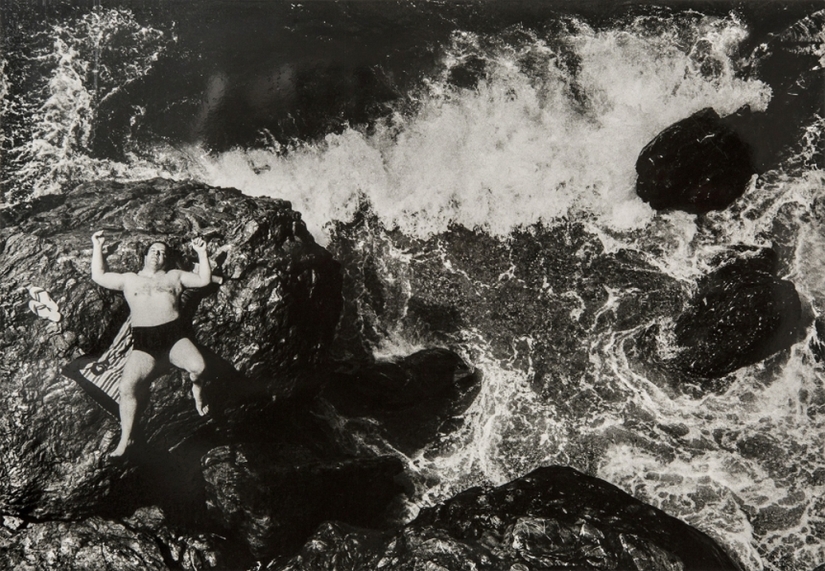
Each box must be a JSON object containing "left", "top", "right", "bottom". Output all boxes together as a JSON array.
[
  {"left": 192, "top": 383, "right": 209, "bottom": 416},
  {"left": 109, "top": 438, "right": 134, "bottom": 458}
]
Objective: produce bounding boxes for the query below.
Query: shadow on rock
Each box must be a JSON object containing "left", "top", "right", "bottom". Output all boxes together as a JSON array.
[
  {"left": 320, "top": 348, "right": 482, "bottom": 455},
  {"left": 95, "top": 444, "right": 210, "bottom": 526},
  {"left": 202, "top": 444, "right": 406, "bottom": 561},
  {"left": 271, "top": 465, "right": 742, "bottom": 571},
  {"left": 171, "top": 346, "right": 481, "bottom": 562},
  {"left": 120, "top": 366, "right": 348, "bottom": 530}
]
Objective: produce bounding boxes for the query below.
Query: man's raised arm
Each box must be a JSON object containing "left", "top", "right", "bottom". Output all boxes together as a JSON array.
[
  {"left": 91, "top": 231, "right": 126, "bottom": 290},
  {"left": 180, "top": 237, "right": 212, "bottom": 288}
]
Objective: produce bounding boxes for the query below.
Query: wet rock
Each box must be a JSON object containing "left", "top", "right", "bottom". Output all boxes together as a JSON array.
[
  {"left": 201, "top": 444, "right": 405, "bottom": 559},
  {"left": 635, "top": 107, "right": 755, "bottom": 213},
  {"left": 272, "top": 466, "right": 741, "bottom": 571},
  {"left": 0, "top": 506, "right": 234, "bottom": 571},
  {"left": 0, "top": 517, "right": 168, "bottom": 571},
  {"left": 119, "top": 505, "right": 247, "bottom": 570},
  {"left": 0, "top": 178, "right": 342, "bottom": 519},
  {"left": 669, "top": 248, "right": 803, "bottom": 378},
  {"left": 271, "top": 522, "right": 485, "bottom": 571},
  {"left": 321, "top": 348, "right": 481, "bottom": 454}
]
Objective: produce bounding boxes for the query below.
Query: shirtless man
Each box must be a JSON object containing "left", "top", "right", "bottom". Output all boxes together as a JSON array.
[{"left": 91, "top": 230, "right": 212, "bottom": 457}]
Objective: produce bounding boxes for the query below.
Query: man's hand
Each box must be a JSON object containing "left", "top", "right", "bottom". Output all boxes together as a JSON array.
[
  {"left": 191, "top": 237, "right": 207, "bottom": 255},
  {"left": 90, "top": 230, "right": 126, "bottom": 291},
  {"left": 92, "top": 230, "right": 105, "bottom": 248},
  {"left": 181, "top": 237, "right": 212, "bottom": 289}
]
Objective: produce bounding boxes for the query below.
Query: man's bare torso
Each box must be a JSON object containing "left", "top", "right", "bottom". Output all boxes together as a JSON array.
[{"left": 122, "top": 270, "right": 185, "bottom": 327}]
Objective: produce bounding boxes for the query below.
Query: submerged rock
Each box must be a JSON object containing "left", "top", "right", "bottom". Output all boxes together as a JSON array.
[
  {"left": 671, "top": 248, "right": 803, "bottom": 378},
  {"left": 321, "top": 348, "right": 481, "bottom": 454},
  {"left": 330, "top": 219, "right": 683, "bottom": 412},
  {"left": 0, "top": 178, "right": 342, "bottom": 519},
  {"left": 640, "top": 247, "right": 803, "bottom": 381},
  {"left": 201, "top": 444, "right": 405, "bottom": 559},
  {"left": 272, "top": 466, "right": 741, "bottom": 571},
  {"left": 635, "top": 107, "right": 755, "bottom": 213}
]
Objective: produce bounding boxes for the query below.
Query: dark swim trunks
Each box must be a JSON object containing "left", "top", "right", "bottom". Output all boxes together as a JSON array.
[{"left": 131, "top": 318, "right": 192, "bottom": 360}]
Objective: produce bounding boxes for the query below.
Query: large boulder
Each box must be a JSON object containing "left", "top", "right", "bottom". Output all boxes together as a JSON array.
[
  {"left": 271, "top": 466, "right": 742, "bottom": 571},
  {"left": 202, "top": 444, "right": 405, "bottom": 560},
  {"left": 0, "top": 178, "right": 342, "bottom": 519},
  {"left": 639, "top": 247, "right": 803, "bottom": 382},
  {"left": 672, "top": 248, "right": 803, "bottom": 378},
  {"left": 635, "top": 107, "right": 756, "bottom": 213}
]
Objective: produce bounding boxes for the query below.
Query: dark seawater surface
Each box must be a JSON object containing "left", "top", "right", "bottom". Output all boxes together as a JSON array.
[{"left": 2, "top": 1, "right": 825, "bottom": 569}]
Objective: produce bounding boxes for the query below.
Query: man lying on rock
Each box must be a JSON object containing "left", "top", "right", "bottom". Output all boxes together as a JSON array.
[{"left": 91, "top": 230, "right": 213, "bottom": 458}]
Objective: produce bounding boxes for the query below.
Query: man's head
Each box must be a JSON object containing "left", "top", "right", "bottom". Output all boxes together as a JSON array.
[{"left": 142, "top": 241, "right": 170, "bottom": 271}]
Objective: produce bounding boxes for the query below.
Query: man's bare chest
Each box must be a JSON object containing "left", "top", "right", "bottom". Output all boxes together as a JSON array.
[{"left": 125, "top": 275, "right": 180, "bottom": 298}]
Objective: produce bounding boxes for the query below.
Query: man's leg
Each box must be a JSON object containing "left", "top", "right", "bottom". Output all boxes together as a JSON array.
[
  {"left": 169, "top": 338, "right": 208, "bottom": 416},
  {"left": 112, "top": 351, "right": 157, "bottom": 457}
]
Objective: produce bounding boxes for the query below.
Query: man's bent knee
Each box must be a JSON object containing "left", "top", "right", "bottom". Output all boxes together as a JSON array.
[
  {"left": 183, "top": 350, "right": 206, "bottom": 378},
  {"left": 169, "top": 338, "right": 206, "bottom": 378},
  {"left": 189, "top": 358, "right": 205, "bottom": 379}
]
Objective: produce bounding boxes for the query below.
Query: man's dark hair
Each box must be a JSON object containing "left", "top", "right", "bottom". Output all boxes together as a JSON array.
[
  {"left": 142, "top": 241, "right": 172, "bottom": 258},
  {"left": 139, "top": 241, "right": 176, "bottom": 270}
]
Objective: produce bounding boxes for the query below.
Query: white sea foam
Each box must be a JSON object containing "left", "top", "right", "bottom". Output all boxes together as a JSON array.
[
  {"left": 3, "top": 10, "right": 773, "bottom": 241},
  {"left": 2, "top": 9, "right": 172, "bottom": 201},
  {"left": 0, "top": 57, "right": 9, "bottom": 148},
  {"left": 196, "top": 13, "right": 771, "bottom": 243}
]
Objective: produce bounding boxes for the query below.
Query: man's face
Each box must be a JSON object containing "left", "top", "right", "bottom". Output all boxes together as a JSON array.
[{"left": 144, "top": 243, "right": 168, "bottom": 271}]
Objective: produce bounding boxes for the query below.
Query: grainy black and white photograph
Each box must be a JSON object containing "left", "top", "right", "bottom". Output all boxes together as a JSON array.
[{"left": 1, "top": 1, "right": 824, "bottom": 569}]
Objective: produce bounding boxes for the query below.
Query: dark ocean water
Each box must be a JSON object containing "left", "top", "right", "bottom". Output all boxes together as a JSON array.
[
  {"left": 2, "top": 1, "right": 825, "bottom": 569},
  {"left": 2, "top": 0, "right": 822, "bottom": 186}
]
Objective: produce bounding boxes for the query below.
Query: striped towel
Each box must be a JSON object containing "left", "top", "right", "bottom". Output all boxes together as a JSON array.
[{"left": 63, "top": 318, "right": 133, "bottom": 418}]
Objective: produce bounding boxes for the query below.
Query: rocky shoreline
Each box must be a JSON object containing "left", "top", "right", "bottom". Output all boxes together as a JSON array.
[{"left": 1, "top": 134, "right": 808, "bottom": 568}]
